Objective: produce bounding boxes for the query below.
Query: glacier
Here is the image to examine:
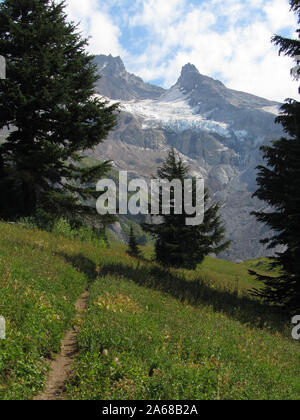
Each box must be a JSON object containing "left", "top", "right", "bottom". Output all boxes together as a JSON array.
[{"left": 116, "top": 87, "right": 232, "bottom": 138}]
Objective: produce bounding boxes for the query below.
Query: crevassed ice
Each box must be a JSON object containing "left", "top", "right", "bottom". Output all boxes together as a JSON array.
[
  {"left": 234, "top": 130, "right": 248, "bottom": 141},
  {"left": 120, "top": 87, "right": 231, "bottom": 138}
]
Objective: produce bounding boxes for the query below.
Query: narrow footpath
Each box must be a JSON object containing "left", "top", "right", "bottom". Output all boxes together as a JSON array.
[{"left": 34, "top": 291, "right": 89, "bottom": 400}]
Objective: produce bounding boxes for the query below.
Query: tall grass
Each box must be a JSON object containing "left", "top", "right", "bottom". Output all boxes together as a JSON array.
[
  {"left": 66, "top": 273, "right": 299, "bottom": 400},
  {"left": 0, "top": 222, "right": 299, "bottom": 400},
  {"left": 0, "top": 222, "right": 87, "bottom": 399}
]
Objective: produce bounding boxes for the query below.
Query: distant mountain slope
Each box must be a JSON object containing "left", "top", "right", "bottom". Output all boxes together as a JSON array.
[
  {"left": 177, "top": 63, "right": 279, "bottom": 111},
  {"left": 94, "top": 54, "right": 165, "bottom": 100},
  {"left": 1, "top": 54, "right": 283, "bottom": 260},
  {"left": 0, "top": 54, "right": 283, "bottom": 260},
  {"left": 91, "top": 55, "right": 284, "bottom": 261}
]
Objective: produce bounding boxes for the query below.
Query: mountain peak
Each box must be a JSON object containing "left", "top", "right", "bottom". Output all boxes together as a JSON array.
[
  {"left": 95, "top": 54, "right": 126, "bottom": 74},
  {"left": 175, "top": 62, "right": 227, "bottom": 100},
  {"left": 181, "top": 63, "right": 200, "bottom": 76},
  {"left": 94, "top": 54, "right": 165, "bottom": 100}
]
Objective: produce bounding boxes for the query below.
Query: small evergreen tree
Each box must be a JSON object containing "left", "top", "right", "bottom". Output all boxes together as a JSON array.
[
  {"left": 142, "top": 149, "right": 230, "bottom": 269},
  {"left": 127, "top": 227, "right": 141, "bottom": 258},
  {"left": 0, "top": 0, "right": 118, "bottom": 226},
  {"left": 250, "top": 1, "right": 300, "bottom": 313}
]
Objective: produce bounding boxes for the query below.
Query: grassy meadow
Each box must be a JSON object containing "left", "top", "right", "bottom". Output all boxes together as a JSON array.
[{"left": 0, "top": 221, "right": 299, "bottom": 400}]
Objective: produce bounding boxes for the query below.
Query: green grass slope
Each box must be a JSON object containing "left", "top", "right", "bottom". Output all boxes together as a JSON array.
[
  {"left": 0, "top": 222, "right": 88, "bottom": 399},
  {"left": 0, "top": 222, "right": 299, "bottom": 400}
]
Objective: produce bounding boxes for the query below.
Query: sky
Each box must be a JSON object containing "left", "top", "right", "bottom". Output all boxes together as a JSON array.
[{"left": 59, "top": 1, "right": 300, "bottom": 101}]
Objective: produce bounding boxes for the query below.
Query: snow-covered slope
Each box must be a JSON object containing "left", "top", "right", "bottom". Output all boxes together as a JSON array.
[
  {"left": 92, "top": 55, "right": 284, "bottom": 261},
  {"left": 119, "top": 87, "right": 231, "bottom": 137}
]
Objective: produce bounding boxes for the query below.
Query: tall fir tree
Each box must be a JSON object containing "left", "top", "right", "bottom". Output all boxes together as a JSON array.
[
  {"left": 127, "top": 227, "right": 141, "bottom": 258},
  {"left": 142, "top": 149, "right": 230, "bottom": 270},
  {"left": 250, "top": 0, "right": 300, "bottom": 314},
  {"left": 0, "top": 0, "right": 118, "bottom": 226}
]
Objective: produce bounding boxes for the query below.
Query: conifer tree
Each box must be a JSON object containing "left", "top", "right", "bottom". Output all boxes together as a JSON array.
[
  {"left": 142, "top": 149, "right": 230, "bottom": 269},
  {"left": 0, "top": 0, "right": 118, "bottom": 226},
  {"left": 250, "top": 1, "right": 300, "bottom": 313},
  {"left": 127, "top": 227, "right": 141, "bottom": 258}
]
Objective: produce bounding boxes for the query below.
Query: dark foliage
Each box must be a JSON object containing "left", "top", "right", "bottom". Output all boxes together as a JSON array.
[
  {"left": 143, "top": 149, "right": 230, "bottom": 269},
  {"left": 251, "top": 1, "right": 300, "bottom": 314},
  {"left": 127, "top": 226, "right": 141, "bottom": 258},
  {"left": 0, "top": 0, "right": 118, "bottom": 227}
]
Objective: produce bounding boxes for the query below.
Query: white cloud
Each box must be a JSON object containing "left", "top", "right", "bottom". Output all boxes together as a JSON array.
[
  {"left": 63, "top": 0, "right": 299, "bottom": 102},
  {"left": 64, "top": 0, "right": 125, "bottom": 56},
  {"left": 125, "top": 0, "right": 299, "bottom": 101},
  {"left": 130, "top": 0, "right": 186, "bottom": 30},
  {"left": 263, "top": 0, "right": 296, "bottom": 31}
]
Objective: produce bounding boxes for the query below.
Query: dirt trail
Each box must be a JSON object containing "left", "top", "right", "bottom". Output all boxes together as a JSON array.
[{"left": 34, "top": 291, "right": 89, "bottom": 400}]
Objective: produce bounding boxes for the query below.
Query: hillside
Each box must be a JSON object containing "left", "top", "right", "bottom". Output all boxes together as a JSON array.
[
  {"left": 90, "top": 54, "right": 284, "bottom": 261},
  {"left": 0, "top": 222, "right": 299, "bottom": 400},
  {"left": 0, "top": 55, "right": 285, "bottom": 261}
]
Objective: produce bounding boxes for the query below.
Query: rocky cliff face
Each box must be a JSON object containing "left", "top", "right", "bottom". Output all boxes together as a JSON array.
[
  {"left": 91, "top": 54, "right": 283, "bottom": 261},
  {"left": 94, "top": 54, "right": 165, "bottom": 100}
]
